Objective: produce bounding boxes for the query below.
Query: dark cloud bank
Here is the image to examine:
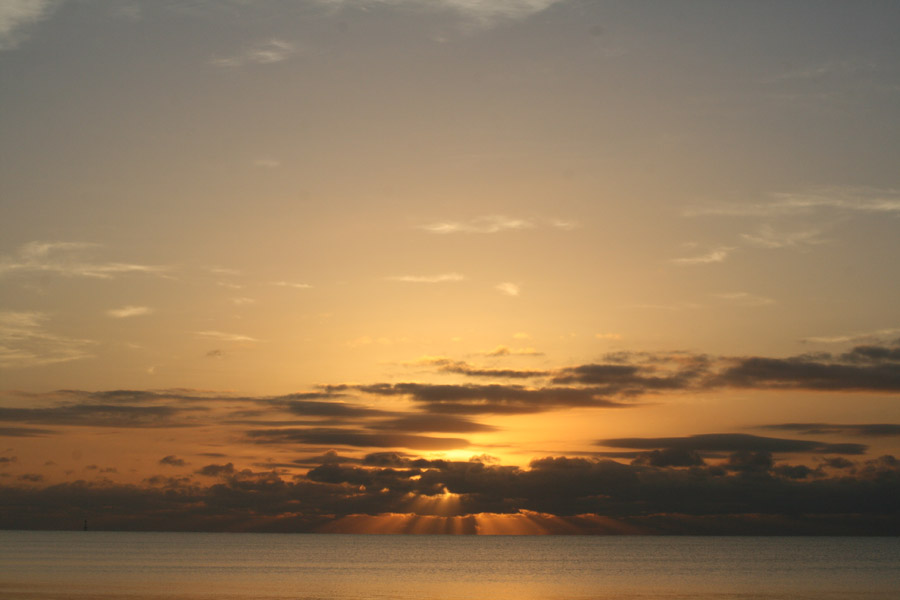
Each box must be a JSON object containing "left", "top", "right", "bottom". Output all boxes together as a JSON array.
[{"left": 2, "top": 451, "right": 897, "bottom": 535}]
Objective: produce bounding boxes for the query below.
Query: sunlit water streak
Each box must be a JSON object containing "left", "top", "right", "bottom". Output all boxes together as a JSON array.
[{"left": 1, "top": 531, "right": 898, "bottom": 599}]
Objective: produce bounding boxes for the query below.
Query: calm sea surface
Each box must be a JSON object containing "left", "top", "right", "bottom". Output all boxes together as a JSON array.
[{"left": 1, "top": 531, "right": 898, "bottom": 600}]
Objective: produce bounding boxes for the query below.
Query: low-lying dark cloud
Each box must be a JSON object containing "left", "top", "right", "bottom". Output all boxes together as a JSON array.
[
  {"left": 631, "top": 448, "right": 706, "bottom": 467},
  {"left": 551, "top": 360, "right": 706, "bottom": 392},
  {"left": 196, "top": 463, "right": 236, "bottom": 477},
  {"left": 422, "top": 359, "right": 548, "bottom": 379},
  {"left": 716, "top": 356, "right": 900, "bottom": 391},
  {"left": 246, "top": 428, "right": 469, "bottom": 450},
  {"left": 0, "top": 426, "right": 57, "bottom": 437},
  {"left": 159, "top": 455, "right": 187, "bottom": 467},
  {"left": 0, "top": 404, "right": 204, "bottom": 428},
  {"left": 2, "top": 451, "right": 896, "bottom": 534},
  {"left": 273, "top": 399, "right": 394, "bottom": 419},
  {"left": 347, "top": 383, "right": 628, "bottom": 414},
  {"left": 598, "top": 433, "right": 867, "bottom": 455},
  {"left": 761, "top": 423, "right": 900, "bottom": 437},
  {"left": 841, "top": 345, "right": 900, "bottom": 363},
  {"left": 292, "top": 450, "right": 364, "bottom": 467},
  {"left": 368, "top": 414, "right": 497, "bottom": 433}
]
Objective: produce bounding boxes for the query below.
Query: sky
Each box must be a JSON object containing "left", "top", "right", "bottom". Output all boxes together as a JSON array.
[{"left": 1, "top": 0, "right": 899, "bottom": 534}]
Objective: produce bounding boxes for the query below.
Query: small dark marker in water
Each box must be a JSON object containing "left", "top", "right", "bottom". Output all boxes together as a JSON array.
[{"left": 83, "top": 519, "right": 87, "bottom": 531}]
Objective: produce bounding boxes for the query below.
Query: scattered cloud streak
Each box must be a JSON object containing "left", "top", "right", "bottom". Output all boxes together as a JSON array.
[
  {"left": 686, "top": 187, "right": 900, "bottom": 218},
  {"left": 670, "top": 246, "right": 733, "bottom": 266},
  {"left": 495, "top": 282, "right": 520, "bottom": 296},
  {"left": 107, "top": 306, "right": 153, "bottom": 319},
  {"left": 801, "top": 328, "right": 900, "bottom": 345},
  {"left": 247, "top": 427, "right": 469, "bottom": 450},
  {"left": 212, "top": 39, "right": 296, "bottom": 68},
  {"left": 0, "top": 403, "right": 204, "bottom": 429},
  {"left": 414, "top": 357, "right": 547, "bottom": 379},
  {"left": 0, "top": 311, "right": 95, "bottom": 369},
  {"left": 343, "top": 382, "right": 630, "bottom": 415},
  {"left": 386, "top": 273, "right": 465, "bottom": 283},
  {"left": 312, "top": 0, "right": 564, "bottom": 28},
  {"left": 420, "top": 215, "right": 533, "bottom": 234},
  {"left": 0, "top": 0, "right": 62, "bottom": 50},
  {"left": 0, "top": 242, "right": 167, "bottom": 280},
  {"left": 270, "top": 281, "right": 312, "bottom": 289},
  {"left": 740, "top": 225, "right": 827, "bottom": 249},
  {"left": 712, "top": 292, "right": 775, "bottom": 307},
  {"left": 760, "top": 423, "right": 900, "bottom": 438},
  {"left": 598, "top": 433, "right": 867, "bottom": 455},
  {"left": 482, "top": 345, "right": 542, "bottom": 356},
  {"left": 195, "top": 331, "right": 258, "bottom": 343}
]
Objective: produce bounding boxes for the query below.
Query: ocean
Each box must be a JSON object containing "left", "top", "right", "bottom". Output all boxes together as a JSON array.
[{"left": 1, "top": 531, "right": 898, "bottom": 599}]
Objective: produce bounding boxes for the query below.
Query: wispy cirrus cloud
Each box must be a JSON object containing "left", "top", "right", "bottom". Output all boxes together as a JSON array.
[
  {"left": 270, "top": 281, "right": 312, "bottom": 289},
  {"left": 686, "top": 187, "right": 900, "bottom": 218},
  {"left": 107, "top": 306, "right": 153, "bottom": 319},
  {"left": 212, "top": 39, "right": 296, "bottom": 68},
  {"left": 252, "top": 158, "right": 281, "bottom": 168},
  {"left": 0, "top": 242, "right": 167, "bottom": 279},
  {"left": 418, "top": 215, "right": 578, "bottom": 234},
  {"left": 740, "top": 225, "right": 828, "bottom": 249},
  {"left": 670, "top": 246, "right": 733, "bottom": 266},
  {"left": 419, "top": 215, "right": 532, "bottom": 234},
  {"left": 495, "top": 282, "right": 520, "bottom": 296},
  {"left": 0, "top": 310, "right": 95, "bottom": 369},
  {"left": 312, "top": 0, "right": 563, "bottom": 27},
  {"left": 712, "top": 292, "right": 775, "bottom": 307},
  {"left": 0, "top": 0, "right": 62, "bottom": 50},
  {"left": 195, "top": 331, "right": 258, "bottom": 343},
  {"left": 386, "top": 273, "right": 465, "bottom": 283},
  {"left": 595, "top": 333, "right": 623, "bottom": 341},
  {"left": 801, "top": 328, "right": 900, "bottom": 345}
]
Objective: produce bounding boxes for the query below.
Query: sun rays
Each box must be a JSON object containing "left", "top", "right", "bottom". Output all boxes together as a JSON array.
[{"left": 318, "top": 508, "right": 646, "bottom": 535}]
